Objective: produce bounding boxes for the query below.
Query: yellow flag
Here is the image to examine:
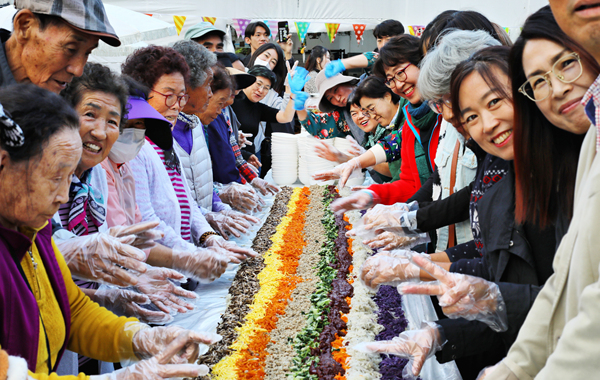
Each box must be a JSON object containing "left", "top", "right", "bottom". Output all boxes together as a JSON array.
[
  {"left": 202, "top": 17, "right": 217, "bottom": 25},
  {"left": 173, "top": 16, "right": 187, "bottom": 35}
]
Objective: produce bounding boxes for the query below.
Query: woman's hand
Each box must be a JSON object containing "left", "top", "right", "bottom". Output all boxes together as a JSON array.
[
  {"left": 93, "top": 288, "right": 172, "bottom": 324},
  {"left": 314, "top": 139, "right": 349, "bottom": 163},
  {"left": 57, "top": 233, "right": 148, "bottom": 287},
  {"left": 171, "top": 248, "right": 228, "bottom": 282},
  {"left": 204, "top": 235, "right": 257, "bottom": 263},
  {"left": 135, "top": 267, "right": 197, "bottom": 314},
  {"left": 131, "top": 326, "right": 221, "bottom": 362},
  {"left": 359, "top": 252, "right": 421, "bottom": 289}
]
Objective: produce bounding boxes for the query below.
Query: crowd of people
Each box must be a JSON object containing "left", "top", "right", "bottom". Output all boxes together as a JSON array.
[{"left": 0, "top": 0, "right": 599, "bottom": 379}]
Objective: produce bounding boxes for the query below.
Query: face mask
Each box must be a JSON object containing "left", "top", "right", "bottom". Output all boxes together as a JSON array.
[
  {"left": 108, "top": 128, "right": 146, "bottom": 164},
  {"left": 254, "top": 58, "right": 271, "bottom": 68}
]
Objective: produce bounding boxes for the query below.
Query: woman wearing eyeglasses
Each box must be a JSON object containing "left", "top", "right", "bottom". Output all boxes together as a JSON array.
[{"left": 122, "top": 46, "right": 253, "bottom": 283}]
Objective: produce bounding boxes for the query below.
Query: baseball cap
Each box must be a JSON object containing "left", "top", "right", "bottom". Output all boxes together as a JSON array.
[
  {"left": 14, "top": 0, "right": 120, "bottom": 47},
  {"left": 127, "top": 96, "right": 173, "bottom": 150},
  {"left": 184, "top": 21, "right": 225, "bottom": 41},
  {"left": 225, "top": 67, "right": 256, "bottom": 90}
]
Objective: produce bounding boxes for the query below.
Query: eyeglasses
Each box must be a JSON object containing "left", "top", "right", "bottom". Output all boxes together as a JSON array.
[
  {"left": 254, "top": 81, "right": 271, "bottom": 92},
  {"left": 151, "top": 89, "right": 190, "bottom": 108},
  {"left": 518, "top": 52, "right": 583, "bottom": 102},
  {"left": 384, "top": 63, "right": 412, "bottom": 88},
  {"left": 361, "top": 98, "right": 382, "bottom": 118},
  {"left": 428, "top": 95, "right": 452, "bottom": 114}
]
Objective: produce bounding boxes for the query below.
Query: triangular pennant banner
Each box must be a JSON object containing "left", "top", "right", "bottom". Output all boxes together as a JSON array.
[
  {"left": 233, "top": 18, "right": 251, "bottom": 38},
  {"left": 264, "top": 20, "right": 279, "bottom": 40},
  {"left": 144, "top": 13, "right": 153, "bottom": 17},
  {"left": 325, "top": 23, "right": 340, "bottom": 43},
  {"left": 408, "top": 25, "right": 425, "bottom": 37},
  {"left": 294, "top": 21, "right": 310, "bottom": 42},
  {"left": 173, "top": 16, "right": 187, "bottom": 36},
  {"left": 202, "top": 17, "right": 216, "bottom": 25},
  {"left": 353, "top": 24, "right": 366, "bottom": 45},
  {"left": 504, "top": 27, "right": 510, "bottom": 35}
]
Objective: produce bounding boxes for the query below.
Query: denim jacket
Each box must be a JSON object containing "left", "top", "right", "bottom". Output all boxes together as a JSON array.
[{"left": 433, "top": 121, "right": 477, "bottom": 251}]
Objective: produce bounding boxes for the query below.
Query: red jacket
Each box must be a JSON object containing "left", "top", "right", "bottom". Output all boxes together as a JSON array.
[{"left": 367, "top": 111, "right": 442, "bottom": 205}]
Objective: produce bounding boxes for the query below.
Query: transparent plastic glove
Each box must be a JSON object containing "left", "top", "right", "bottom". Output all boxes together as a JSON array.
[
  {"left": 359, "top": 253, "right": 421, "bottom": 289},
  {"left": 362, "top": 201, "right": 420, "bottom": 232},
  {"left": 315, "top": 139, "right": 348, "bottom": 163},
  {"left": 135, "top": 267, "right": 197, "bottom": 314},
  {"left": 93, "top": 288, "right": 172, "bottom": 324},
  {"left": 325, "top": 60, "right": 346, "bottom": 78},
  {"left": 352, "top": 321, "right": 444, "bottom": 379},
  {"left": 346, "top": 135, "right": 366, "bottom": 157},
  {"left": 131, "top": 325, "right": 222, "bottom": 362},
  {"left": 251, "top": 177, "right": 280, "bottom": 196},
  {"left": 399, "top": 254, "right": 508, "bottom": 332},
  {"left": 217, "top": 182, "right": 265, "bottom": 214},
  {"left": 238, "top": 132, "right": 253, "bottom": 148},
  {"left": 205, "top": 212, "right": 248, "bottom": 239},
  {"left": 477, "top": 363, "right": 501, "bottom": 380},
  {"left": 101, "top": 331, "right": 213, "bottom": 380},
  {"left": 330, "top": 190, "right": 375, "bottom": 215},
  {"left": 204, "top": 235, "right": 257, "bottom": 263},
  {"left": 337, "top": 157, "right": 363, "bottom": 189},
  {"left": 221, "top": 209, "right": 261, "bottom": 237},
  {"left": 108, "top": 221, "right": 164, "bottom": 250},
  {"left": 57, "top": 233, "right": 148, "bottom": 287},
  {"left": 360, "top": 230, "right": 430, "bottom": 251},
  {"left": 171, "top": 248, "right": 228, "bottom": 282}
]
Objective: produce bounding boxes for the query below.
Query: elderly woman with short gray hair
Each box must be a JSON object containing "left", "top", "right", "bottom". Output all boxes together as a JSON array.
[{"left": 171, "top": 40, "right": 262, "bottom": 239}]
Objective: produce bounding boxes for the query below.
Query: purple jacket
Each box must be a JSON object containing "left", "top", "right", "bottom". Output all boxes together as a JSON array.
[{"left": 0, "top": 222, "right": 71, "bottom": 372}]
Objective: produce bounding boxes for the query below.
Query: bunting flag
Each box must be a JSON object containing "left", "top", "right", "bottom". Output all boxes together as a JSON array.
[
  {"left": 264, "top": 20, "right": 279, "bottom": 40},
  {"left": 325, "top": 23, "right": 340, "bottom": 43},
  {"left": 408, "top": 25, "right": 425, "bottom": 37},
  {"left": 173, "top": 16, "right": 186, "bottom": 36},
  {"left": 294, "top": 21, "right": 310, "bottom": 42},
  {"left": 202, "top": 17, "right": 216, "bottom": 25},
  {"left": 353, "top": 24, "right": 366, "bottom": 45},
  {"left": 233, "top": 18, "right": 251, "bottom": 38},
  {"left": 504, "top": 27, "right": 510, "bottom": 35},
  {"left": 144, "top": 13, "right": 153, "bottom": 17}
]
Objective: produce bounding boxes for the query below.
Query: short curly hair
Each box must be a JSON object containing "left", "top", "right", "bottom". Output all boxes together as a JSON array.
[
  {"left": 121, "top": 45, "right": 190, "bottom": 92},
  {"left": 61, "top": 62, "right": 128, "bottom": 130},
  {"left": 171, "top": 40, "right": 217, "bottom": 89}
]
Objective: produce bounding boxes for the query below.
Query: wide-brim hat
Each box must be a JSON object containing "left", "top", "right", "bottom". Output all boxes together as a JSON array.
[
  {"left": 15, "top": 0, "right": 120, "bottom": 47},
  {"left": 184, "top": 21, "right": 225, "bottom": 41},
  {"left": 225, "top": 67, "right": 256, "bottom": 90},
  {"left": 127, "top": 96, "right": 173, "bottom": 150},
  {"left": 314, "top": 71, "right": 359, "bottom": 113}
]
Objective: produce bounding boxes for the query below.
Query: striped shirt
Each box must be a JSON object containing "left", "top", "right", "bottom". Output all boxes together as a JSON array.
[{"left": 148, "top": 138, "right": 192, "bottom": 242}]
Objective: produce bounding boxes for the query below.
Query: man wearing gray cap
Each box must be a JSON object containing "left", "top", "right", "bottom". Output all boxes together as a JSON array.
[{"left": 0, "top": 0, "right": 119, "bottom": 93}]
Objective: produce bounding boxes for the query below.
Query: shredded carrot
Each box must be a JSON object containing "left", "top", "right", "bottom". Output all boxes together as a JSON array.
[{"left": 234, "top": 188, "right": 311, "bottom": 379}]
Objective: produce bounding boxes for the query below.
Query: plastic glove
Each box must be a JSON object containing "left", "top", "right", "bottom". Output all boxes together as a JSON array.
[
  {"left": 337, "top": 157, "right": 364, "bottom": 189},
  {"left": 93, "top": 288, "right": 172, "bottom": 324},
  {"left": 477, "top": 363, "right": 501, "bottom": 380},
  {"left": 359, "top": 253, "right": 421, "bottom": 289},
  {"left": 171, "top": 247, "right": 228, "bottom": 282},
  {"left": 362, "top": 231, "right": 425, "bottom": 251},
  {"left": 221, "top": 209, "right": 261, "bottom": 237},
  {"left": 238, "top": 132, "right": 253, "bottom": 148},
  {"left": 352, "top": 321, "right": 444, "bottom": 379},
  {"left": 288, "top": 66, "right": 310, "bottom": 94},
  {"left": 315, "top": 139, "right": 348, "bottom": 163},
  {"left": 135, "top": 267, "right": 197, "bottom": 314},
  {"left": 251, "top": 177, "right": 280, "bottom": 196},
  {"left": 108, "top": 221, "right": 164, "bottom": 250},
  {"left": 101, "top": 331, "right": 214, "bottom": 380},
  {"left": 313, "top": 161, "right": 364, "bottom": 184},
  {"left": 346, "top": 135, "right": 366, "bottom": 156},
  {"left": 362, "top": 202, "right": 420, "bottom": 232},
  {"left": 57, "top": 233, "right": 148, "bottom": 287},
  {"left": 217, "top": 182, "right": 265, "bottom": 214},
  {"left": 131, "top": 325, "right": 222, "bottom": 362},
  {"left": 293, "top": 91, "right": 310, "bottom": 111},
  {"left": 204, "top": 235, "right": 257, "bottom": 263},
  {"left": 205, "top": 212, "right": 249, "bottom": 239},
  {"left": 330, "top": 190, "right": 375, "bottom": 215},
  {"left": 325, "top": 60, "right": 346, "bottom": 78},
  {"left": 399, "top": 254, "right": 508, "bottom": 332}
]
